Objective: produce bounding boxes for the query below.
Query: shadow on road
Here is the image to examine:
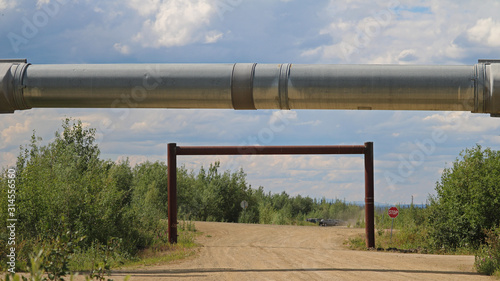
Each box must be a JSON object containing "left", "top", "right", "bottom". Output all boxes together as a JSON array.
[{"left": 110, "top": 267, "right": 481, "bottom": 277}]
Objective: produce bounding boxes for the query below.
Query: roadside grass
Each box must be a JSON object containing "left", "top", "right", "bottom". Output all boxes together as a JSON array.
[
  {"left": 474, "top": 227, "right": 500, "bottom": 276},
  {"left": 121, "top": 242, "right": 198, "bottom": 268},
  {"left": 374, "top": 227, "right": 431, "bottom": 252},
  {"left": 345, "top": 205, "right": 473, "bottom": 255},
  {"left": 1, "top": 221, "right": 200, "bottom": 281},
  {"left": 344, "top": 229, "right": 475, "bottom": 255},
  {"left": 66, "top": 220, "right": 199, "bottom": 271},
  {"left": 120, "top": 223, "right": 200, "bottom": 268}
]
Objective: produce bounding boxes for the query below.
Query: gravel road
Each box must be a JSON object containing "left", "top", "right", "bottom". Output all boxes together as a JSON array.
[{"left": 111, "top": 221, "right": 492, "bottom": 281}]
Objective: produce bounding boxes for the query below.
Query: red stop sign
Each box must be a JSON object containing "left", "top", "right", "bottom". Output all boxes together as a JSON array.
[{"left": 388, "top": 207, "right": 399, "bottom": 218}]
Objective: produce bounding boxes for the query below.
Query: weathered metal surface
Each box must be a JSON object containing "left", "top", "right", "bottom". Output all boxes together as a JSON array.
[
  {"left": 167, "top": 143, "right": 178, "bottom": 244},
  {"left": 364, "top": 142, "right": 375, "bottom": 248},
  {"left": 176, "top": 145, "right": 366, "bottom": 155},
  {"left": 1, "top": 60, "right": 499, "bottom": 116},
  {"left": 0, "top": 60, "right": 28, "bottom": 113}
]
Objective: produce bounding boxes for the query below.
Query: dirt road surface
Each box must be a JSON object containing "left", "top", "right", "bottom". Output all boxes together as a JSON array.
[{"left": 112, "top": 222, "right": 492, "bottom": 281}]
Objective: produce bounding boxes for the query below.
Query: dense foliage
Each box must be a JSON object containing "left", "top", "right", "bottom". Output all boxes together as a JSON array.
[
  {"left": 0, "top": 120, "right": 141, "bottom": 252},
  {"left": 428, "top": 145, "right": 500, "bottom": 250}
]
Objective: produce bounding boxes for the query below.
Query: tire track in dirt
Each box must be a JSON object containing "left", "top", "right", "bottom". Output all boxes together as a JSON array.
[{"left": 110, "top": 222, "right": 493, "bottom": 281}]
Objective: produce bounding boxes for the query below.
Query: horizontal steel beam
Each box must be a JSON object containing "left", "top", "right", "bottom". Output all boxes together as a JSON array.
[
  {"left": 176, "top": 145, "right": 367, "bottom": 155},
  {"left": 1, "top": 60, "right": 499, "bottom": 116}
]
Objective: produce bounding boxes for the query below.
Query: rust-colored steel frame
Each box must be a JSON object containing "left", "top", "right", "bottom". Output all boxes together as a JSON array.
[{"left": 167, "top": 143, "right": 375, "bottom": 248}]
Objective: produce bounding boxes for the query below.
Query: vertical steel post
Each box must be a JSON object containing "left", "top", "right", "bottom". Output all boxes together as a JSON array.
[
  {"left": 390, "top": 218, "right": 394, "bottom": 243},
  {"left": 167, "top": 143, "right": 178, "bottom": 244},
  {"left": 364, "top": 142, "right": 375, "bottom": 248}
]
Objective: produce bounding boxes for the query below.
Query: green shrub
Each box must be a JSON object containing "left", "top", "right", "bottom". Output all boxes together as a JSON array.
[
  {"left": 0, "top": 118, "right": 169, "bottom": 271},
  {"left": 258, "top": 203, "right": 274, "bottom": 224},
  {"left": 429, "top": 145, "right": 500, "bottom": 250},
  {"left": 39, "top": 231, "right": 86, "bottom": 281}
]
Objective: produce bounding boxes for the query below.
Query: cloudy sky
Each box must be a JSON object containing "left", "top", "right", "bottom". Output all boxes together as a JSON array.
[{"left": 1, "top": 0, "right": 500, "bottom": 204}]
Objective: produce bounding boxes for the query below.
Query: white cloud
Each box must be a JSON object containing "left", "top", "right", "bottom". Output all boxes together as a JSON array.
[
  {"left": 269, "top": 111, "right": 297, "bottom": 126},
  {"left": 482, "top": 135, "right": 500, "bottom": 144},
  {"left": 2, "top": 119, "right": 31, "bottom": 143},
  {"left": 1, "top": 120, "right": 32, "bottom": 148},
  {"left": 94, "top": 6, "right": 104, "bottom": 13},
  {"left": 36, "top": 0, "right": 50, "bottom": 8},
  {"left": 319, "top": 20, "right": 351, "bottom": 35},
  {"left": 301, "top": 0, "right": 500, "bottom": 64},
  {"left": 113, "top": 43, "right": 131, "bottom": 54},
  {"left": 397, "top": 49, "right": 418, "bottom": 62},
  {"left": 301, "top": 1, "right": 403, "bottom": 63},
  {"left": 0, "top": 0, "right": 16, "bottom": 10},
  {"left": 0, "top": 110, "right": 63, "bottom": 167},
  {"left": 130, "top": 0, "right": 223, "bottom": 48},
  {"left": 0, "top": 152, "right": 17, "bottom": 170},
  {"left": 204, "top": 30, "right": 224, "bottom": 44},
  {"left": 423, "top": 112, "right": 500, "bottom": 133},
  {"left": 127, "top": 0, "right": 161, "bottom": 16},
  {"left": 130, "top": 121, "right": 148, "bottom": 131},
  {"left": 300, "top": 46, "right": 322, "bottom": 58},
  {"left": 297, "top": 120, "right": 322, "bottom": 126},
  {"left": 116, "top": 154, "right": 150, "bottom": 166},
  {"left": 467, "top": 18, "right": 500, "bottom": 47}
]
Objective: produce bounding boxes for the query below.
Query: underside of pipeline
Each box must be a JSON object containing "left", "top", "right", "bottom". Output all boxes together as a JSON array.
[{"left": 1, "top": 59, "right": 499, "bottom": 117}]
